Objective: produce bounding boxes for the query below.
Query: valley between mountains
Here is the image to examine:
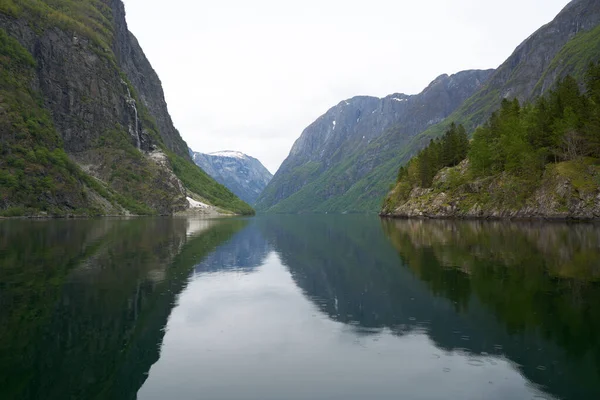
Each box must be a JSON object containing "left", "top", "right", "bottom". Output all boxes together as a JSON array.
[{"left": 1, "top": 0, "right": 600, "bottom": 219}]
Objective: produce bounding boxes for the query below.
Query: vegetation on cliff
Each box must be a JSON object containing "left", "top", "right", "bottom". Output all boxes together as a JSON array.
[
  {"left": 303, "top": 4, "right": 600, "bottom": 214},
  {"left": 0, "top": 1, "right": 254, "bottom": 216},
  {"left": 0, "top": 0, "right": 114, "bottom": 53},
  {"left": 383, "top": 65, "right": 600, "bottom": 218},
  {"left": 0, "top": 28, "right": 137, "bottom": 217}
]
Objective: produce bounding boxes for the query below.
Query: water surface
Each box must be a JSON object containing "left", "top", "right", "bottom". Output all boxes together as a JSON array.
[{"left": 1, "top": 216, "right": 599, "bottom": 399}]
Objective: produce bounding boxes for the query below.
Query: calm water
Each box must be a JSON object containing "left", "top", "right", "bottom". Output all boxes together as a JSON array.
[{"left": 1, "top": 216, "right": 600, "bottom": 400}]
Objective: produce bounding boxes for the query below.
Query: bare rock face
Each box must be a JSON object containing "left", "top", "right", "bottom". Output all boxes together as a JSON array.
[
  {"left": 485, "top": 0, "right": 600, "bottom": 103},
  {"left": 110, "top": 0, "right": 190, "bottom": 160},
  {"left": 190, "top": 150, "right": 273, "bottom": 205}
]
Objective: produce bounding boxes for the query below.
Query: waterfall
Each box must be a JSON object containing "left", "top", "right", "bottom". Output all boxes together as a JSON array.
[{"left": 122, "top": 81, "right": 141, "bottom": 150}]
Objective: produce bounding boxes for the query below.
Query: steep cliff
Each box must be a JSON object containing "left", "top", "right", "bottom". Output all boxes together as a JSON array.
[
  {"left": 190, "top": 150, "right": 272, "bottom": 205},
  {"left": 255, "top": 70, "right": 493, "bottom": 213},
  {"left": 0, "top": 0, "right": 253, "bottom": 216}
]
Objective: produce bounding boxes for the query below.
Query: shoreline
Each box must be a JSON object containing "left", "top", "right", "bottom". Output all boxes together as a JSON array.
[
  {"left": 0, "top": 212, "right": 247, "bottom": 221},
  {"left": 379, "top": 213, "right": 600, "bottom": 223}
]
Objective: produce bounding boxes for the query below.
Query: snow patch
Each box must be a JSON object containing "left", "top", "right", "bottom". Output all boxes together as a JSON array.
[
  {"left": 209, "top": 151, "right": 246, "bottom": 159},
  {"left": 332, "top": 120, "right": 336, "bottom": 129},
  {"left": 187, "top": 197, "right": 209, "bottom": 209},
  {"left": 392, "top": 97, "right": 407, "bottom": 102}
]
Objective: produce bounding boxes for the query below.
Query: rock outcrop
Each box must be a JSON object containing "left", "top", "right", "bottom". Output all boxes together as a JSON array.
[{"left": 381, "top": 159, "right": 600, "bottom": 221}]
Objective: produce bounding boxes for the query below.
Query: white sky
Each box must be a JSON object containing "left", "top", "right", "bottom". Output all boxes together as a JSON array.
[{"left": 122, "top": 0, "right": 571, "bottom": 174}]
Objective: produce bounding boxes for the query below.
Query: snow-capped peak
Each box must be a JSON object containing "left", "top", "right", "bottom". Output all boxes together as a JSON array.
[{"left": 209, "top": 150, "right": 246, "bottom": 159}]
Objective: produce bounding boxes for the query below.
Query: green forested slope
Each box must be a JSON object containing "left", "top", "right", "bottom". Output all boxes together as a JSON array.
[
  {"left": 261, "top": 1, "right": 600, "bottom": 214},
  {"left": 382, "top": 66, "right": 600, "bottom": 219}
]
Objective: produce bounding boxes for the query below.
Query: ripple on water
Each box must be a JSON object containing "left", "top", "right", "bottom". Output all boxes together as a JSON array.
[{"left": 467, "top": 359, "right": 485, "bottom": 367}]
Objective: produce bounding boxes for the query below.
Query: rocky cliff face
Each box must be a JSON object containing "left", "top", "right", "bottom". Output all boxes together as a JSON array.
[
  {"left": 255, "top": 70, "right": 493, "bottom": 213},
  {"left": 0, "top": 0, "right": 252, "bottom": 216},
  {"left": 491, "top": 0, "right": 600, "bottom": 102},
  {"left": 190, "top": 150, "right": 273, "bottom": 205},
  {"left": 110, "top": 0, "right": 189, "bottom": 159}
]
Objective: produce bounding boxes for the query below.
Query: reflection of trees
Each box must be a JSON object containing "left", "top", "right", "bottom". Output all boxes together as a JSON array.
[
  {"left": 382, "top": 218, "right": 600, "bottom": 400},
  {"left": 260, "top": 215, "right": 600, "bottom": 400},
  {"left": 0, "top": 218, "right": 246, "bottom": 400},
  {"left": 382, "top": 219, "right": 600, "bottom": 348}
]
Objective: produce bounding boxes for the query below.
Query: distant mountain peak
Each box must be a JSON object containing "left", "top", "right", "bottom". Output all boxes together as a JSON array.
[
  {"left": 209, "top": 150, "right": 247, "bottom": 159},
  {"left": 190, "top": 149, "right": 272, "bottom": 205}
]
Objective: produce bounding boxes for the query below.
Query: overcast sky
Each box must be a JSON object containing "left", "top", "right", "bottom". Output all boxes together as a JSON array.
[{"left": 122, "top": 0, "right": 570, "bottom": 173}]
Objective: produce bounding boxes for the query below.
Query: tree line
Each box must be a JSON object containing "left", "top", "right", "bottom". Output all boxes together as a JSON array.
[{"left": 395, "top": 64, "right": 600, "bottom": 191}]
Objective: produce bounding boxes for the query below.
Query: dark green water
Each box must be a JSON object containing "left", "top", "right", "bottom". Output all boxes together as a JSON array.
[{"left": 1, "top": 216, "right": 599, "bottom": 400}]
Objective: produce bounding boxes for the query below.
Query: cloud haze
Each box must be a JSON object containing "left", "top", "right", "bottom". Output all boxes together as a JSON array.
[{"left": 122, "top": 0, "right": 570, "bottom": 173}]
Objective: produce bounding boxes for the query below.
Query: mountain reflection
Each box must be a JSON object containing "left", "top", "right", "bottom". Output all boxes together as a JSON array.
[
  {"left": 0, "top": 217, "right": 246, "bottom": 400},
  {"left": 381, "top": 219, "right": 600, "bottom": 400},
  {"left": 260, "top": 215, "right": 600, "bottom": 400},
  {"left": 2, "top": 216, "right": 600, "bottom": 400},
  {"left": 195, "top": 223, "right": 270, "bottom": 274}
]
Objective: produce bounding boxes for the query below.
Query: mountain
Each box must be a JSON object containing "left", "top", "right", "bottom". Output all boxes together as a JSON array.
[
  {"left": 255, "top": 70, "right": 493, "bottom": 213},
  {"left": 190, "top": 150, "right": 273, "bottom": 205},
  {"left": 0, "top": 0, "right": 253, "bottom": 216},
  {"left": 350, "top": 0, "right": 600, "bottom": 213},
  {"left": 409, "top": 0, "right": 600, "bottom": 149},
  {"left": 381, "top": 66, "right": 600, "bottom": 220},
  {"left": 257, "top": 0, "right": 600, "bottom": 214}
]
